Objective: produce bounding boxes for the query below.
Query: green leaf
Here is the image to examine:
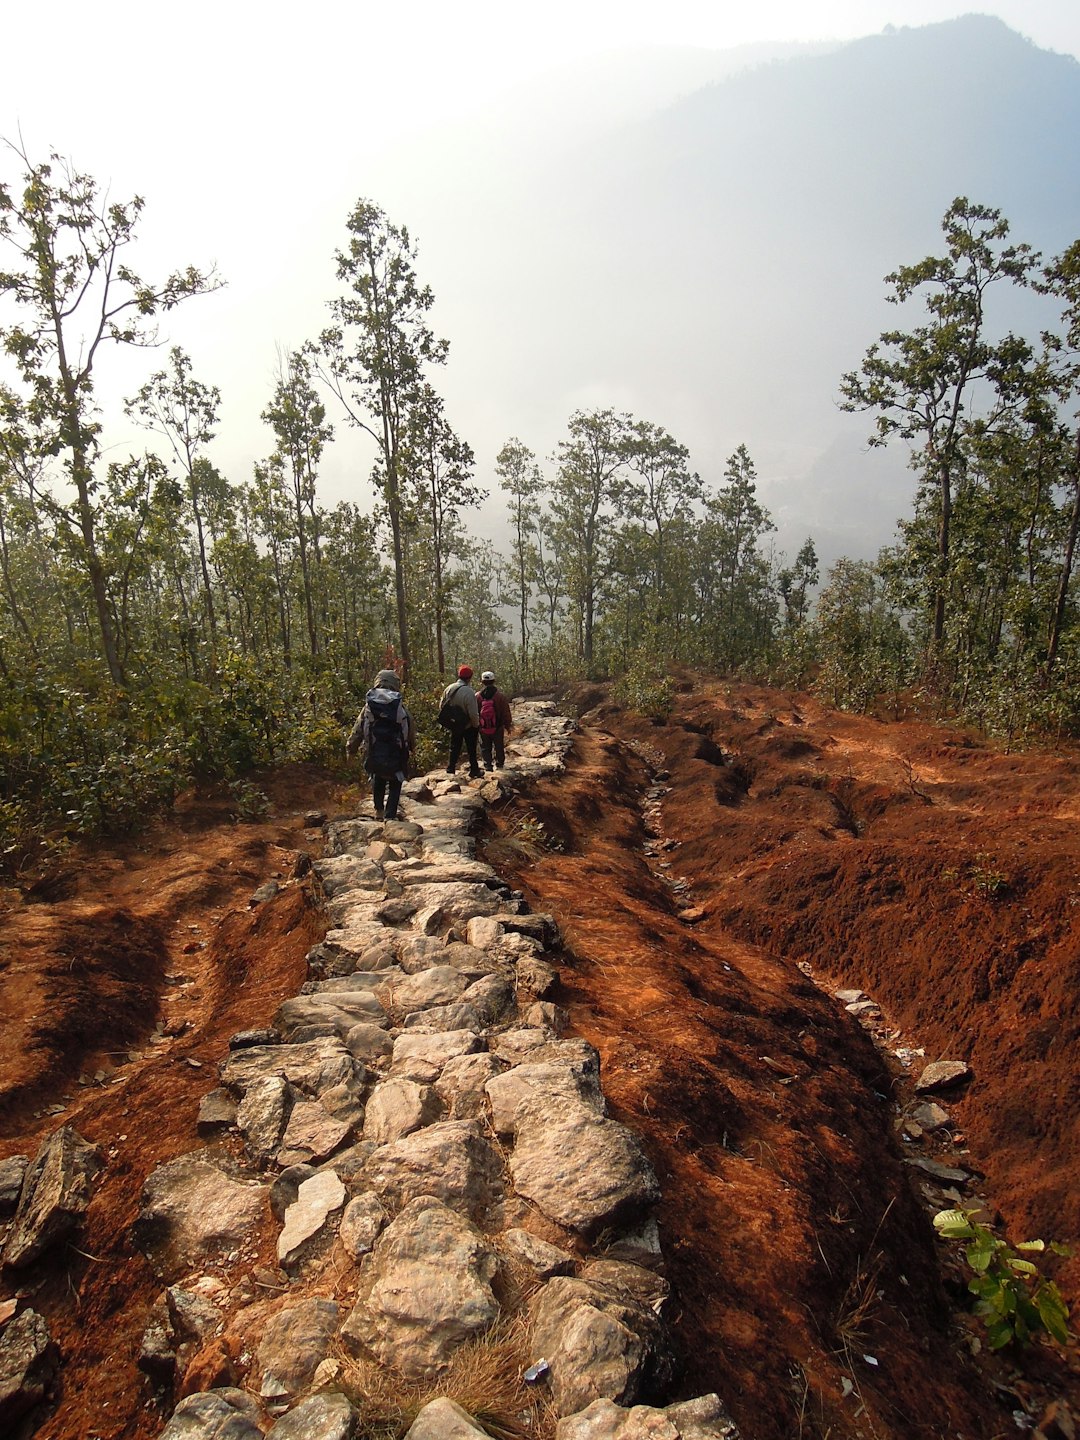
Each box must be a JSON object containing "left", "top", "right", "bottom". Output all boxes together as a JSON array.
[
  {"left": 934, "top": 1209, "right": 975, "bottom": 1239},
  {"left": 966, "top": 1238, "right": 995, "bottom": 1273},
  {"left": 1035, "top": 1284, "right": 1071, "bottom": 1345}
]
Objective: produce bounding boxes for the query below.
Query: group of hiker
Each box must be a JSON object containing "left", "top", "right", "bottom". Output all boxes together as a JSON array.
[{"left": 344, "top": 664, "right": 513, "bottom": 821}]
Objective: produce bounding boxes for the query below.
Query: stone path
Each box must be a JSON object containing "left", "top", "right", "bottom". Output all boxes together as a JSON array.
[{"left": 1, "top": 702, "right": 740, "bottom": 1440}]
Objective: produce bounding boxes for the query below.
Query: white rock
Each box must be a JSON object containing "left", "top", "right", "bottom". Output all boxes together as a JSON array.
[{"left": 278, "top": 1170, "right": 346, "bottom": 1267}]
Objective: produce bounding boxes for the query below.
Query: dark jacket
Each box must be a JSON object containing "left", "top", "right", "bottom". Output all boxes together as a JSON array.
[
  {"left": 477, "top": 684, "right": 512, "bottom": 731},
  {"left": 441, "top": 679, "right": 480, "bottom": 730}
]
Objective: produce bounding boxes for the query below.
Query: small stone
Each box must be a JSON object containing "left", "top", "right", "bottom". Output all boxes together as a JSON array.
[
  {"left": 501, "top": 1228, "right": 575, "bottom": 1279},
  {"left": 229, "top": 1029, "right": 280, "bottom": 1051},
  {"left": 915, "top": 1060, "right": 972, "bottom": 1094},
  {"left": 265, "top": 1390, "right": 357, "bottom": 1439},
  {"left": 339, "top": 1192, "right": 389, "bottom": 1259},
  {"left": 904, "top": 1156, "right": 971, "bottom": 1184},
  {"left": 909, "top": 1102, "right": 951, "bottom": 1132},
  {"left": 834, "top": 988, "right": 865, "bottom": 1005},
  {"left": 405, "top": 1398, "right": 491, "bottom": 1440},
  {"left": 0, "top": 1309, "right": 59, "bottom": 1429}
]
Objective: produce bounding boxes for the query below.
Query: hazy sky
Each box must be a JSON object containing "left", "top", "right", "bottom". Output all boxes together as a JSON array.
[{"left": 4, "top": 1, "right": 1080, "bottom": 565}]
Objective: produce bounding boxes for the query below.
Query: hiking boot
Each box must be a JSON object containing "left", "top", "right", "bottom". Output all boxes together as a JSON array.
[
  {"left": 374, "top": 807, "right": 385, "bottom": 820},
  {"left": 468, "top": 769, "right": 483, "bottom": 780}
]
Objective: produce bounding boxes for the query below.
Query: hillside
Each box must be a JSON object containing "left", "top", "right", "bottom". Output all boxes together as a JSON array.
[{"left": 0, "top": 683, "right": 1077, "bottom": 1439}]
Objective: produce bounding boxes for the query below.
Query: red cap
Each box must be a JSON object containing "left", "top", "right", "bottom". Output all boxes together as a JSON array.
[{"left": 457, "top": 665, "right": 473, "bottom": 680}]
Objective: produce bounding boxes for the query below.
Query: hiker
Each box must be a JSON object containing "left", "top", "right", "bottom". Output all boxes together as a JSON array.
[
  {"left": 345, "top": 668, "right": 415, "bottom": 821},
  {"left": 476, "top": 670, "right": 513, "bottom": 771},
  {"left": 439, "top": 664, "right": 483, "bottom": 778}
]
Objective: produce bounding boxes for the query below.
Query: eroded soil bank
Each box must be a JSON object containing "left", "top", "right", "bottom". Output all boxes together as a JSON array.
[
  {"left": 482, "top": 680, "right": 1080, "bottom": 1440},
  {"left": 1, "top": 689, "right": 1078, "bottom": 1440}
]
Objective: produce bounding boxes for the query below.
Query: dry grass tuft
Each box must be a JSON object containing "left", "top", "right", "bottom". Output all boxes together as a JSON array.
[
  {"left": 335, "top": 1312, "right": 556, "bottom": 1440},
  {"left": 834, "top": 1252, "right": 884, "bottom": 1350}
]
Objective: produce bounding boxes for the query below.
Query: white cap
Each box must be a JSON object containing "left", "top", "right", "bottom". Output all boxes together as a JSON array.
[{"left": 481, "top": 671, "right": 495, "bottom": 682}]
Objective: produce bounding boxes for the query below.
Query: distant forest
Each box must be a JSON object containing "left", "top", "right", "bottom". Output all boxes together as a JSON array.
[{"left": 2, "top": 148, "right": 1079, "bottom": 859}]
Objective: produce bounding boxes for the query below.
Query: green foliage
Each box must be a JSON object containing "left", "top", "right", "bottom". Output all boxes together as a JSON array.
[
  {"left": 934, "top": 1208, "right": 1072, "bottom": 1350},
  {"left": 229, "top": 779, "right": 270, "bottom": 822},
  {"left": 968, "top": 853, "right": 1010, "bottom": 897},
  {"left": 512, "top": 810, "right": 564, "bottom": 855},
  {"left": 943, "top": 853, "right": 1010, "bottom": 899},
  {"left": 612, "top": 654, "right": 675, "bottom": 722},
  {"left": 485, "top": 807, "right": 564, "bottom": 865},
  {"left": 812, "top": 558, "right": 912, "bottom": 711}
]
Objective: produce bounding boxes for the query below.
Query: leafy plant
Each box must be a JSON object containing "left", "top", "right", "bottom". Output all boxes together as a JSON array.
[
  {"left": 933, "top": 1207, "right": 1071, "bottom": 1349},
  {"left": 483, "top": 807, "right": 564, "bottom": 865},
  {"left": 968, "top": 853, "right": 1009, "bottom": 897},
  {"left": 229, "top": 779, "right": 270, "bottom": 822},
  {"left": 613, "top": 657, "right": 675, "bottom": 723},
  {"left": 943, "top": 854, "right": 1010, "bottom": 899}
]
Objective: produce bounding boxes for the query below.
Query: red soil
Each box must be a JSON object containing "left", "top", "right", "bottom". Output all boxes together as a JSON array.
[
  {"left": 0, "top": 766, "right": 347, "bottom": 1440},
  {"left": 1, "top": 695, "right": 1078, "bottom": 1440},
  {"left": 484, "top": 680, "right": 1080, "bottom": 1440}
]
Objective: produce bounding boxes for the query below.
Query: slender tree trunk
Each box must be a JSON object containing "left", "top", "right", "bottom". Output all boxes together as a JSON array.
[
  {"left": 1047, "top": 431, "right": 1080, "bottom": 672},
  {"left": 192, "top": 502, "right": 218, "bottom": 642},
  {"left": 73, "top": 459, "right": 125, "bottom": 686},
  {"left": 0, "top": 502, "right": 34, "bottom": 648}
]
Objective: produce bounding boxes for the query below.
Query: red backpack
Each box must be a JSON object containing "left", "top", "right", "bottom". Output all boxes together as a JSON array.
[{"left": 479, "top": 694, "right": 498, "bottom": 736}]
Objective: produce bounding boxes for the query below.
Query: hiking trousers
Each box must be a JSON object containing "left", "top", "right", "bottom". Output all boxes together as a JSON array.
[
  {"left": 372, "top": 774, "right": 402, "bottom": 819},
  {"left": 480, "top": 728, "right": 506, "bottom": 769},
  {"left": 448, "top": 728, "right": 482, "bottom": 777}
]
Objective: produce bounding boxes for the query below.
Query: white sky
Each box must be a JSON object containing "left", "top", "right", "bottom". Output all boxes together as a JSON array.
[{"left": 4, "top": 1, "right": 1080, "bottom": 562}]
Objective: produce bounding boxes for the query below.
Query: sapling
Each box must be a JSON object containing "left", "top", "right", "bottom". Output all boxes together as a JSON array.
[{"left": 933, "top": 1207, "right": 1071, "bottom": 1349}]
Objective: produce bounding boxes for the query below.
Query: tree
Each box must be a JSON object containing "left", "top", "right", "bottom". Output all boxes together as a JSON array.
[
  {"left": 0, "top": 145, "right": 220, "bottom": 685},
  {"left": 127, "top": 346, "right": 222, "bottom": 654},
  {"left": 778, "top": 538, "right": 820, "bottom": 626},
  {"left": 625, "top": 420, "right": 700, "bottom": 619},
  {"left": 404, "top": 384, "right": 479, "bottom": 675},
  {"left": 552, "top": 408, "right": 632, "bottom": 671},
  {"left": 262, "top": 350, "right": 333, "bottom": 658},
  {"left": 840, "top": 197, "right": 1038, "bottom": 659},
  {"left": 1039, "top": 241, "right": 1080, "bottom": 673},
  {"left": 815, "top": 557, "right": 911, "bottom": 711},
  {"left": 495, "top": 437, "right": 543, "bottom": 667},
  {"left": 318, "top": 202, "right": 448, "bottom": 677},
  {"left": 700, "top": 445, "right": 776, "bottom": 668}
]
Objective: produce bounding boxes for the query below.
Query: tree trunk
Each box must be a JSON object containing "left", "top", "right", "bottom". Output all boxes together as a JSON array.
[{"left": 1047, "top": 431, "right": 1080, "bottom": 672}]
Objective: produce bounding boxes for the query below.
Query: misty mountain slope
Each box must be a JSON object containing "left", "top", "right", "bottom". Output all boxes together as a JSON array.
[{"left": 369, "top": 17, "right": 1080, "bottom": 565}]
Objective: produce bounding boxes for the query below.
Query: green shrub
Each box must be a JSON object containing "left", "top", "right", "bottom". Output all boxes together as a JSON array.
[
  {"left": 613, "top": 658, "right": 675, "bottom": 722},
  {"left": 934, "top": 1208, "right": 1071, "bottom": 1349}
]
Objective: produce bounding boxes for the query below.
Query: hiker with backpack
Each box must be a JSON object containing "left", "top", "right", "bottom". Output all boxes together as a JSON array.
[
  {"left": 476, "top": 670, "right": 512, "bottom": 771},
  {"left": 345, "top": 668, "right": 415, "bottom": 821},
  {"left": 438, "top": 664, "right": 483, "bottom": 779}
]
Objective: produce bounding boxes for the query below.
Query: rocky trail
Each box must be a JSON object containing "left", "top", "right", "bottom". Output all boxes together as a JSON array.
[{"left": 0, "top": 681, "right": 1078, "bottom": 1440}]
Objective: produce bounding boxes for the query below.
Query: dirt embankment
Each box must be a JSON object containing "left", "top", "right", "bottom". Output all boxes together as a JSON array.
[
  {"left": 0, "top": 766, "right": 347, "bottom": 1440},
  {"left": 484, "top": 682, "right": 1079, "bottom": 1440}
]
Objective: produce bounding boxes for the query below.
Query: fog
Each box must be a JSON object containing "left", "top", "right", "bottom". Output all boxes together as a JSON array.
[{"left": 4, "top": 4, "right": 1080, "bottom": 577}]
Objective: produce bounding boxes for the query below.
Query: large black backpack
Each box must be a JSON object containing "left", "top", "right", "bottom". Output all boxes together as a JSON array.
[
  {"left": 366, "top": 693, "right": 406, "bottom": 777},
  {"left": 437, "top": 681, "right": 471, "bottom": 733}
]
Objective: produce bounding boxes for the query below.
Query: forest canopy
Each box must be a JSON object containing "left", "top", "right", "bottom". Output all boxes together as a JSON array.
[{"left": 1, "top": 149, "right": 1079, "bottom": 863}]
